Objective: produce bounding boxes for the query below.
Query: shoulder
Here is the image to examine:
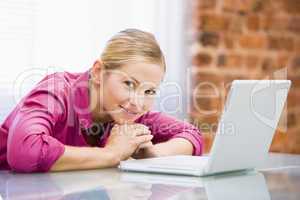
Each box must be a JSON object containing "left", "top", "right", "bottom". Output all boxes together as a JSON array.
[
  {"left": 25, "top": 71, "right": 85, "bottom": 101},
  {"left": 35, "top": 71, "right": 79, "bottom": 93},
  {"left": 19, "top": 71, "right": 85, "bottom": 114}
]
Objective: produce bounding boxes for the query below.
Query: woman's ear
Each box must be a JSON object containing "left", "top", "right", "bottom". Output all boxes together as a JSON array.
[{"left": 91, "top": 59, "right": 104, "bottom": 85}]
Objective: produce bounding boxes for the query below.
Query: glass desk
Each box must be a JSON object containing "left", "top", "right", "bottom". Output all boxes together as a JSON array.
[{"left": 1, "top": 153, "right": 300, "bottom": 200}]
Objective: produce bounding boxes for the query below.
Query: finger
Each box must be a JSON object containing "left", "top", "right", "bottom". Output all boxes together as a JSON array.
[
  {"left": 118, "top": 124, "right": 150, "bottom": 137},
  {"left": 118, "top": 123, "right": 133, "bottom": 135},
  {"left": 112, "top": 124, "right": 119, "bottom": 130},
  {"left": 111, "top": 124, "right": 120, "bottom": 135},
  {"left": 132, "top": 125, "right": 150, "bottom": 135},
  {"left": 132, "top": 123, "right": 149, "bottom": 130},
  {"left": 135, "top": 135, "right": 153, "bottom": 146},
  {"left": 121, "top": 124, "right": 149, "bottom": 136},
  {"left": 138, "top": 141, "right": 153, "bottom": 149},
  {"left": 119, "top": 123, "right": 146, "bottom": 131},
  {"left": 134, "top": 129, "right": 151, "bottom": 136}
]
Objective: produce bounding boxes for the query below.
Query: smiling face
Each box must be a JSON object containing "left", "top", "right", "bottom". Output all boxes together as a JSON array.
[{"left": 90, "top": 60, "right": 165, "bottom": 124}]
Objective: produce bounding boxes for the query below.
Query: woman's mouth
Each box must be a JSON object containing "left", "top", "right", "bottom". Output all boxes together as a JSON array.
[{"left": 119, "top": 106, "right": 139, "bottom": 118}]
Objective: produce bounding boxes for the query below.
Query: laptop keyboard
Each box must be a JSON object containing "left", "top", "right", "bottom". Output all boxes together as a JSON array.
[{"left": 132, "top": 155, "right": 209, "bottom": 169}]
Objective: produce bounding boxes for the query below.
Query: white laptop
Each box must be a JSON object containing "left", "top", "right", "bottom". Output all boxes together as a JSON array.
[{"left": 119, "top": 80, "right": 291, "bottom": 176}]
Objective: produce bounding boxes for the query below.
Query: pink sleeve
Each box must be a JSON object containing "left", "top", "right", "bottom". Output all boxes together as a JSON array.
[
  {"left": 138, "top": 112, "right": 203, "bottom": 156},
  {"left": 7, "top": 90, "right": 65, "bottom": 172}
]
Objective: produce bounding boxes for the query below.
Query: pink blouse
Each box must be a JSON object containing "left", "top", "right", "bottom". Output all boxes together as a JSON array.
[{"left": 0, "top": 70, "right": 203, "bottom": 172}]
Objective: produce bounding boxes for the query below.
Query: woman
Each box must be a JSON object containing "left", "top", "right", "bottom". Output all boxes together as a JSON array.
[{"left": 0, "top": 29, "right": 203, "bottom": 173}]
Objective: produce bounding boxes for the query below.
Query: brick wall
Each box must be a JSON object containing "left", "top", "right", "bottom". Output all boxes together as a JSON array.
[{"left": 189, "top": 0, "right": 300, "bottom": 153}]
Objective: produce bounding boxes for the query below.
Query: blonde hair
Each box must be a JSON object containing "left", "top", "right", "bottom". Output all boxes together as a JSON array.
[{"left": 101, "top": 29, "right": 166, "bottom": 72}]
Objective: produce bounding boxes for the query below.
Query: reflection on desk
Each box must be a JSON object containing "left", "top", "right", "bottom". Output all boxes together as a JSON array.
[
  {"left": 0, "top": 153, "right": 300, "bottom": 200},
  {"left": 122, "top": 171, "right": 270, "bottom": 200}
]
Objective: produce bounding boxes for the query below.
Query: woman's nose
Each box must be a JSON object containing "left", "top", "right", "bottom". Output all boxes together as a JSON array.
[{"left": 128, "top": 92, "right": 145, "bottom": 111}]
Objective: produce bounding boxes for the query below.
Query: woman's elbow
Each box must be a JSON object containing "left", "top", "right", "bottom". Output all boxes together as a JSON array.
[
  {"left": 7, "top": 140, "right": 42, "bottom": 173},
  {"left": 189, "top": 128, "right": 204, "bottom": 156}
]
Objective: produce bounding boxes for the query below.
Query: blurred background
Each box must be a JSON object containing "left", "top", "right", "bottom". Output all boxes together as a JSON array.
[
  {"left": 0, "top": 0, "right": 299, "bottom": 154},
  {"left": 190, "top": 0, "right": 300, "bottom": 154},
  {"left": 0, "top": 0, "right": 189, "bottom": 121}
]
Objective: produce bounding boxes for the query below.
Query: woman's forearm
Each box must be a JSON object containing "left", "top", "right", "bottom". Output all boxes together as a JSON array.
[
  {"left": 50, "top": 145, "right": 120, "bottom": 172},
  {"left": 50, "top": 138, "right": 194, "bottom": 171},
  {"left": 144, "top": 138, "right": 194, "bottom": 158}
]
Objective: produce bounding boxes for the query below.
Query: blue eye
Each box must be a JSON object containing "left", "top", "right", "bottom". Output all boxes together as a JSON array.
[
  {"left": 145, "top": 89, "right": 156, "bottom": 95},
  {"left": 124, "top": 81, "right": 135, "bottom": 89}
]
